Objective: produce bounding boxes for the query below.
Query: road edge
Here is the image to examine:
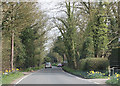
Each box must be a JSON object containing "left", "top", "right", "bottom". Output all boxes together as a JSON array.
[{"left": 62, "top": 67, "right": 108, "bottom": 84}]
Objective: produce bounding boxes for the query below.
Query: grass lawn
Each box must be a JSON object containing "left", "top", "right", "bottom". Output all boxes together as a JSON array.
[{"left": 2, "top": 72, "right": 24, "bottom": 84}]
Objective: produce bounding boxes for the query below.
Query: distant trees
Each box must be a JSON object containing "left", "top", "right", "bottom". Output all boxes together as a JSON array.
[
  {"left": 47, "top": 51, "right": 63, "bottom": 63},
  {"left": 53, "top": 36, "right": 66, "bottom": 61},
  {"left": 44, "top": 57, "right": 51, "bottom": 63}
]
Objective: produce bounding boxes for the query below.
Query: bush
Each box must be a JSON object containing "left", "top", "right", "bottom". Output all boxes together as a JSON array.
[
  {"left": 78, "top": 58, "right": 109, "bottom": 71},
  {"left": 23, "top": 65, "right": 45, "bottom": 72}
]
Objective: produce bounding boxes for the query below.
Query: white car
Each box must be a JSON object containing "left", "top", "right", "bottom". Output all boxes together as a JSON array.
[{"left": 45, "top": 62, "right": 52, "bottom": 68}]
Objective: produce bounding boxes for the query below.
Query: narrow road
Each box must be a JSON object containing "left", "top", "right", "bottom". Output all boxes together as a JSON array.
[{"left": 17, "top": 66, "right": 98, "bottom": 84}]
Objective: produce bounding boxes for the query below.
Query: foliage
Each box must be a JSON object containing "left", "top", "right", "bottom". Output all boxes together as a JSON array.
[
  {"left": 54, "top": 2, "right": 78, "bottom": 68},
  {"left": 86, "top": 2, "right": 109, "bottom": 58},
  {"left": 44, "top": 57, "right": 51, "bottom": 62},
  {"left": 22, "top": 65, "right": 45, "bottom": 72},
  {"left": 14, "top": 37, "right": 26, "bottom": 68},
  {"left": 78, "top": 58, "right": 109, "bottom": 71},
  {"left": 47, "top": 52, "right": 63, "bottom": 63},
  {"left": 2, "top": 2, "right": 48, "bottom": 70},
  {"left": 53, "top": 36, "right": 66, "bottom": 59},
  {"left": 20, "top": 27, "right": 36, "bottom": 68},
  {"left": 2, "top": 36, "right": 11, "bottom": 71},
  {"left": 80, "top": 37, "right": 94, "bottom": 59}
]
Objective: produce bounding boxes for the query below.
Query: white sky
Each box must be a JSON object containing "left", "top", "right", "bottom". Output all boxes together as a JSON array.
[
  {"left": 37, "top": 0, "right": 65, "bottom": 51},
  {"left": 38, "top": 0, "right": 65, "bottom": 17}
]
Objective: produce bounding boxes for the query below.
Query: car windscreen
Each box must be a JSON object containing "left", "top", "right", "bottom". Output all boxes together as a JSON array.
[{"left": 46, "top": 62, "right": 50, "bottom": 65}]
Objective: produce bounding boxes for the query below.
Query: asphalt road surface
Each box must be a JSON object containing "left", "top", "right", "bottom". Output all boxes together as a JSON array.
[{"left": 17, "top": 66, "right": 98, "bottom": 84}]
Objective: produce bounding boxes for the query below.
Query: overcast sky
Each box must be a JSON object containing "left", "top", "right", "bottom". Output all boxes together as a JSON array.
[
  {"left": 38, "top": 0, "right": 65, "bottom": 17},
  {"left": 37, "top": 0, "right": 65, "bottom": 51}
]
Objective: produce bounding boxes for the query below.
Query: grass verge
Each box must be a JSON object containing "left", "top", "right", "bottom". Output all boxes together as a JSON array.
[
  {"left": 2, "top": 65, "right": 45, "bottom": 84},
  {"left": 2, "top": 72, "right": 24, "bottom": 84},
  {"left": 106, "top": 76, "right": 120, "bottom": 86},
  {"left": 62, "top": 66, "right": 108, "bottom": 79}
]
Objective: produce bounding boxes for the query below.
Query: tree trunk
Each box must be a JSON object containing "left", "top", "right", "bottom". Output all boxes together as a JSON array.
[
  {"left": 72, "top": 40, "right": 77, "bottom": 69},
  {"left": 63, "top": 53, "right": 67, "bottom": 61},
  {"left": 118, "top": 2, "right": 120, "bottom": 47},
  {"left": 93, "top": 35, "right": 98, "bottom": 58},
  {"left": 118, "top": 1, "right": 120, "bottom": 31},
  {"left": 102, "top": 51, "right": 104, "bottom": 58},
  {"left": 76, "top": 51, "right": 80, "bottom": 69},
  {"left": 11, "top": 32, "right": 14, "bottom": 71}
]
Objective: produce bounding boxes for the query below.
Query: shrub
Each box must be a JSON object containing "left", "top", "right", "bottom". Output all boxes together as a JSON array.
[
  {"left": 23, "top": 65, "right": 45, "bottom": 72},
  {"left": 78, "top": 58, "right": 109, "bottom": 71}
]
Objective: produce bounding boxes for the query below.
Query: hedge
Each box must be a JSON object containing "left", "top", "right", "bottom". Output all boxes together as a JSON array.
[{"left": 78, "top": 58, "right": 109, "bottom": 71}]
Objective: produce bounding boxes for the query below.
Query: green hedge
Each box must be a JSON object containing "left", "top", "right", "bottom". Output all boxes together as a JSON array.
[{"left": 78, "top": 58, "right": 109, "bottom": 71}]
